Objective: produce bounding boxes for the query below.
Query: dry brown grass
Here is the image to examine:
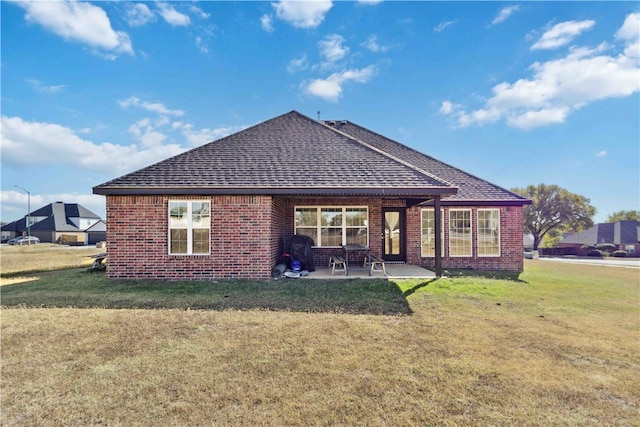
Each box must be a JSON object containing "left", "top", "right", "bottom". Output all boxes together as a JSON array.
[
  {"left": 2, "top": 261, "right": 639, "bottom": 426},
  {"left": 0, "top": 244, "right": 103, "bottom": 276}
]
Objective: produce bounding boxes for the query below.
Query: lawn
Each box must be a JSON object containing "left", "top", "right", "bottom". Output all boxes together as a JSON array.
[
  {"left": 0, "top": 243, "right": 103, "bottom": 276},
  {"left": 1, "top": 258, "right": 639, "bottom": 426}
]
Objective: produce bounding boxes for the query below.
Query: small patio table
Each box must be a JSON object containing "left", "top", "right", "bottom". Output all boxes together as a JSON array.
[{"left": 342, "top": 244, "right": 370, "bottom": 276}]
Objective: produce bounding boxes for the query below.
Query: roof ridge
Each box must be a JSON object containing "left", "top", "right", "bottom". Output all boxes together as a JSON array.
[{"left": 319, "top": 119, "right": 457, "bottom": 190}]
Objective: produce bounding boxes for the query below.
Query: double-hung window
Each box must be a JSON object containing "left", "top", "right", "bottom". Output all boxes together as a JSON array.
[
  {"left": 477, "top": 209, "right": 500, "bottom": 256},
  {"left": 421, "top": 209, "right": 444, "bottom": 257},
  {"left": 169, "top": 201, "right": 210, "bottom": 255},
  {"left": 295, "top": 207, "right": 368, "bottom": 247},
  {"left": 449, "top": 209, "right": 472, "bottom": 257}
]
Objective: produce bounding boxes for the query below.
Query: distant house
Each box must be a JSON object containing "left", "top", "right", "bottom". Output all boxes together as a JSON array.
[
  {"left": 523, "top": 234, "right": 534, "bottom": 252},
  {"left": 558, "top": 221, "right": 640, "bottom": 256},
  {"left": 93, "top": 110, "right": 530, "bottom": 280},
  {"left": 1, "top": 202, "right": 105, "bottom": 245}
]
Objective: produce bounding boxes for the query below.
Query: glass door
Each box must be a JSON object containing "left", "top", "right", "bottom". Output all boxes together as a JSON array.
[{"left": 382, "top": 208, "right": 405, "bottom": 262}]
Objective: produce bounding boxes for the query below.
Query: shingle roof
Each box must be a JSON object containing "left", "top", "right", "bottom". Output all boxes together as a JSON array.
[
  {"left": 94, "top": 111, "right": 455, "bottom": 198},
  {"left": 1, "top": 202, "right": 102, "bottom": 233},
  {"left": 94, "top": 110, "right": 528, "bottom": 205},
  {"left": 325, "top": 120, "right": 529, "bottom": 204},
  {"left": 560, "top": 221, "right": 640, "bottom": 245}
]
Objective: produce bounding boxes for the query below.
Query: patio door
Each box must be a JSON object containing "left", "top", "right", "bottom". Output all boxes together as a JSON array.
[{"left": 382, "top": 208, "right": 405, "bottom": 262}]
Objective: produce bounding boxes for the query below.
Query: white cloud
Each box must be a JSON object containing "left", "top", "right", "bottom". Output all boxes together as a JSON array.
[
  {"left": 491, "top": 5, "right": 520, "bottom": 25},
  {"left": 439, "top": 101, "right": 454, "bottom": 115},
  {"left": 26, "top": 79, "right": 66, "bottom": 94},
  {"left": 188, "top": 5, "right": 210, "bottom": 20},
  {"left": 303, "top": 66, "right": 376, "bottom": 102},
  {"left": 119, "top": 97, "right": 185, "bottom": 117},
  {"left": 287, "top": 54, "right": 308, "bottom": 73},
  {"left": 157, "top": 2, "right": 191, "bottom": 26},
  {"left": 615, "top": 12, "right": 640, "bottom": 58},
  {"left": 272, "top": 0, "right": 333, "bottom": 29},
  {"left": 596, "top": 150, "right": 607, "bottom": 158},
  {"left": 119, "top": 96, "right": 238, "bottom": 147},
  {"left": 505, "top": 107, "right": 569, "bottom": 130},
  {"left": 12, "top": 0, "right": 133, "bottom": 57},
  {"left": 362, "top": 35, "right": 390, "bottom": 52},
  {"left": 0, "top": 116, "right": 184, "bottom": 175},
  {"left": 196, "top": 36, "right": 209, "bottom": 54},
  {"left": 531, "top": 20, "right": 595, "bottom": 50},
  {"left": 318, "top": 34, "right": 349, "bottom": 68},
  {"left": 434, "top": 20, "right": 457, "bottom": 33},
  {"left": 441, "top": 14, "right": 640, "bottom": 130},
  {"left": 128, "top": 118, "right": 168, "bottom": 148},
  {"left": 261, "top": 14, "right": 275, "bottom": 32},
  {"left": 356, "top": 0, "right": 382, "bottom": 5},
  {"left": 178, "top": 123, "right": 245, "bottom": 147},
  {"left": 124, "top": 3, "right": 155, "bottom": 26},
  {"left": 616, "top": 12, "right": 640, "bottom": 41}
]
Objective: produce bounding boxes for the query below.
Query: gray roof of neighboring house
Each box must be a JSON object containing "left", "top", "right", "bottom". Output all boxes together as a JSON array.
[
  {"left": 560, "top": 221, "right": 640, "bottom": 245},
  {"left": 94, "top": 110, "right": 530, "bottom": 205},
  {"left": 1, "top": 202, "right": 102, "bottom": 233}
]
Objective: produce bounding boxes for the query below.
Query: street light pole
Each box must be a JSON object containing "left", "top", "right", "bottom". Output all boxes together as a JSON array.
[{"left": 14, "top": 185, "right": 31, "bottom": 246}]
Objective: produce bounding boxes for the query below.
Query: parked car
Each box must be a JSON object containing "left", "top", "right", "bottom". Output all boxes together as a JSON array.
[{"left": 7, "top": 236, "right": 40, "bottom": 245}]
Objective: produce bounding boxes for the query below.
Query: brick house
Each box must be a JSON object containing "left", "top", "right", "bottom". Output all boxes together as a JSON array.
[
  {"left": 558, "top": 221, "right": 640, "bottom": 256},
  {"left": 93, "top": 111, "right": 530, "bottom": 280}
]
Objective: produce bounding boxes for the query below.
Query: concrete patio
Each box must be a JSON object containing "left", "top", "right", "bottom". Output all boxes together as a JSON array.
[{"left": 301, "top": 263, "right": 436, "bottom": 280}]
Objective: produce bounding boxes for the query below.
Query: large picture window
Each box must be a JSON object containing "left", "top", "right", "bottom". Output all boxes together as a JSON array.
[
  {"left": 421, "top": 209, "right": 444, "bottom": 257},
  {"left": 478, "top": 209, "right": 500, "bottom": 256},
  {"left": 295, "top": 207, "right": 368, "bottom": 247},
  {"left": 449, "top": 209, "right": 472, "bottom": 257},
  {"left": 169, "top": 201, "right": 210, "bottom": 255}
]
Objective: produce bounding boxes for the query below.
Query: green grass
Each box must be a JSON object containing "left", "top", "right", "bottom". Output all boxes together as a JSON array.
[
  {"left": 2, "top": 260, "right": 639, "bottom": 426},
  {"left": 0, "top": 243, "right": 102, "bottom": 276},
  {"left": 1, "top": 269, "right": 410, "bottom": 315}
]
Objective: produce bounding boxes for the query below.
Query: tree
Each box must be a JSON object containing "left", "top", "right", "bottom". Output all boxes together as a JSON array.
[
  {"left": 511, "top": 184, "right": 596, "bottom": 250},
  {"left": 606, "top": 210, "right": 640, "bottom": 223}
]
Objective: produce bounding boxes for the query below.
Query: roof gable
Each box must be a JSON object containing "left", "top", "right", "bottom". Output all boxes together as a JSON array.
[
  {"left": 615, "top": 221, "right": 640, "bottom": 244},
  {"left": 64, "top": 203, "right": 101, "bottom": 219}
]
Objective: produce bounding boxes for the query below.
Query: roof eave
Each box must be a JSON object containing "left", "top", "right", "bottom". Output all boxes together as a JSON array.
[
  {"left": 421, "top": 198, "right": 532, "bottom": 207},
  {"left": 93, "top": 186, "right": 458, "bottom": 197}
]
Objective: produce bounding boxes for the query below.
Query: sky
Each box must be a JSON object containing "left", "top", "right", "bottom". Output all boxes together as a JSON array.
[{"left": 1, "top": 0, "right": 639, "bottom": 224}]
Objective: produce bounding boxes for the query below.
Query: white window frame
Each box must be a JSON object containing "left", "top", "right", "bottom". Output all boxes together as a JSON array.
[
  {"left": 294, "top": 206, "right": 369, "bottom": 247},
  {"left": 421, "top": 208, "right": 444, "bottom": 257},
  {"left": 168, "top": 200, "right": 211, "bottom": 255},
  {"left": 449, "top": 209, "right": 472, "bottom": 257},
  {"left": 477, "top": 209, "right": 500, "bottom": 257}
]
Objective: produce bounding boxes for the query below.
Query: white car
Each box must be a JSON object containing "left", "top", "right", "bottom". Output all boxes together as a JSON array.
[{"left": 7, "top": 236, "right": 40, "bottom": 245}]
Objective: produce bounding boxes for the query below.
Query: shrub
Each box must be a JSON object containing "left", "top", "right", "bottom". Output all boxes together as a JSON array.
[
  {"left": 595, "top": 243, "right": 617, "bottom": 253},
  {"left": 611, "top": 250, "right": 628, "bottom": 258},
  {"left": 581, "top": 244, "right": 596, "bottom": 251},
  {"left": 588, "top": 249, "right": 604, "bottom": 257}
]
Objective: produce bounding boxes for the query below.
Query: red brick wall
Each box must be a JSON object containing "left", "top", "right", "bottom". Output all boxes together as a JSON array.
[
  {"left": 407, "top": 205, "right": 524, "bottom": 272},
  {"left": 105, "top": 195, "right": 525, "bottom": 279},
  {"left": 105, "top": 195, "right": 277, "bottom": 280}
]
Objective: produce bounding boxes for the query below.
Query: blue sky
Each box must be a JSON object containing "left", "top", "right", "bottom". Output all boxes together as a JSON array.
[{"left": 1, "top": 1, "right": 639, "bottom": 224}]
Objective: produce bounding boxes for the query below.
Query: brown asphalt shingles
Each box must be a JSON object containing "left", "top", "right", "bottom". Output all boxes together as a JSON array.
[{"left": 94, "top": 110, "right": 528, "bottom": 205}]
